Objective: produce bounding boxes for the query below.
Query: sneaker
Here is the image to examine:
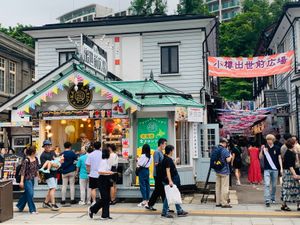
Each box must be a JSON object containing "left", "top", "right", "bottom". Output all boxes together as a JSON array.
[
  {"left": 51, "top": 204, "right": 60, "bottom": 211},
  {"left": 168, "top": 209, "right": 175, "bottom": 213},
  {"left": 221, "top": 205, "right": 232, "bottom": 208},
  {"left": 60, "top": 201, "right": 66, "bottom": 205},
  {"left": 30, "top": 211, "right": 39, "bottom": 215},
  {"left": 42, "top": 202, "right": 51, "bottom": 209},
  {"left": 88, "top": 206, "right": 93, "bottom": 219},
  {"left": 272, "top": 200, "right": 276, "bottom": 204},
  {"left": 71, "top": 200, "right": 78, "bottom": 205},
  {"left": 161, "top": 214, "right": 174, "bottom": 218},
  {"left": 145, "top": 206, "right": 157, "bottom": 211},
  {"left": 177, "top": 211, "right": 188, "bottom": 217},
  {"left": 216, "top": 204, "right": 222, "bottom": 207},
  {"left": 78, "top": 201, "right": 85, "bottom": 205},
  {"left": 137, "top": 202, "right": 145, "bottom": 207},
  {"left": 100, "top": 217, "right": 112, "bottom": 220},
  {"left": 266, "top": 203, "right": 270, "bottom": 207}
]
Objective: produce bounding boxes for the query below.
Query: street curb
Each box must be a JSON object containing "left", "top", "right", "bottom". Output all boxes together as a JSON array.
[{"left": 23, "top": 208, "right": 300, "bottom": 218}]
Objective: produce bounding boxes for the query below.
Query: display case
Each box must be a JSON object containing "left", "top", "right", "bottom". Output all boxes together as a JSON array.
[{"left": 1, "top": 155, "right": 22, "bottom": 184}]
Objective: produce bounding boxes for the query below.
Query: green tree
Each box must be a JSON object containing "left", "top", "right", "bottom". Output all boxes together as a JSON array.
[
  {"left": 219, "top": 0, "right": 287, "bottom": 100},
  {"left": 130, "top": 0, "right": 167, "bottom": 15},
  {"left": 0, "top": 24, "right": 34, "bottom": 48},
  {"left": 177, "top": 0, "right": 209, "bottom": 15}
]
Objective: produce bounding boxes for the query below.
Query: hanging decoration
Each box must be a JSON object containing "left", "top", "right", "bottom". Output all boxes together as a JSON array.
[
  {"left": 208, "top": 51, "right": 294, "bottom": 78},
  {"left": 16, "top": 71, "right": 137, "bottom": 117}
]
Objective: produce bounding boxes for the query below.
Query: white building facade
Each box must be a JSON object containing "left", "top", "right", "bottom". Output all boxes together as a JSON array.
[
  {"left": 254, "top": 3, "right": 300, "bottom": 137},
  {"left": 22, "top": 15, "right": 219, "bottom": 183}
]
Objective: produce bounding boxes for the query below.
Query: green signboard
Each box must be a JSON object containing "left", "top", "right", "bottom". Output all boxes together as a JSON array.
[
  {"left": 137, "top": 118, "right": 168, "bottom": 150},
  {"left": 136, "top": 118, "right": 168, "bottom": 185}
]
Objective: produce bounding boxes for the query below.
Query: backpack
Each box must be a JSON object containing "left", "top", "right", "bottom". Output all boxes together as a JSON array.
[
  {"left": 210, "top": 146, "right": 225, "bottom": 171},
  {"left": 15, "top": 158, "right": 29, "bottom": 184}
]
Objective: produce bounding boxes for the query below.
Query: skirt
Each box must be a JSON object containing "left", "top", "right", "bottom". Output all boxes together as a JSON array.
[{"left": 281, "top": 170, "right": 300, "bottom": 203}]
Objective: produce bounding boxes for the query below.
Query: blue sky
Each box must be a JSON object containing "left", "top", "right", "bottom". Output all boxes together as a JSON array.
[{"left": 0, "top": 0, "right": 179, "bottom": 27}]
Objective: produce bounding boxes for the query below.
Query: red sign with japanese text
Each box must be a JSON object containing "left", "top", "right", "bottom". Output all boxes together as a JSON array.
[{"left": 208, "top": 51, "right": 294, "bottom": 78}]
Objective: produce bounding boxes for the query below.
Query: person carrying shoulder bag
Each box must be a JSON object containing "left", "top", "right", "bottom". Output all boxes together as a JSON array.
[{"left": 16, "top": 146, "right": 40, "bottom": 214}]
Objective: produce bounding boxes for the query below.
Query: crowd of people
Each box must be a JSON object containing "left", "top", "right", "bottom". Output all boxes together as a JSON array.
[
  {"left": 13, "top": 131, "right": 300, "bottom": 218},
  {"left": 14, "top": 137, "right": 188, "bottom": 219},
  {"left": 15, "top": 138, "right": 120, "bottom": 219},
  {"left": 211, "top": 134, "right": 300, "bottom": 211}
]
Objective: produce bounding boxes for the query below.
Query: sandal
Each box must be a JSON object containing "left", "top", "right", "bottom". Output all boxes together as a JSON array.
[{"left": 281, "top": 205, "right": 292, "bottom": 211}]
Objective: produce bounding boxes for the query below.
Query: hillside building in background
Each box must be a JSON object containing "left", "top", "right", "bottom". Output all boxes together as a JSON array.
[
  {"left": 57, "top": 4, "right": 133, "bottom": 23},
  {"left": 205, "top": 0, "right": 241, "bottom": 21},
  {"left": 57, "top": 4, "right": 114, "bottom": 23}
]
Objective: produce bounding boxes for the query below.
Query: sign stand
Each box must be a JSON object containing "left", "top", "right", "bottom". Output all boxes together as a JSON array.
[{"left": 201, "top": 166, "right": 213, "bottom": 203}]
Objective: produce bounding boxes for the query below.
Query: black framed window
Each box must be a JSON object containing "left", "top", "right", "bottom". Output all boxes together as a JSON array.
[
  {"left": 161, "top": 46, "right": 179, "bottom": 74},
  {"left": 59, "top": 51, "right": 75, "bottom": 66}
]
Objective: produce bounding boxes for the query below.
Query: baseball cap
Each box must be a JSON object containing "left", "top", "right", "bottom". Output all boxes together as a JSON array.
[
  {"left": 42, "top": 140, "right": 52, "bottom": 147},
  {"left": 220, "top": 138, "right": 229, "bottom": 143}
]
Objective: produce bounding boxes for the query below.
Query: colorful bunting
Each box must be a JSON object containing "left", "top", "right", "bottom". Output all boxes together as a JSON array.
[
  {"left": 89, "top": 82, "right": 95, "bottom": 90},
  {"left": 113, "top": 96, "right": 119, "bottom": 103},
  {"left": 58, "top": 83, "right": 64, "bottom": 91},
  {"left": 30, "top": 102, "right": 35, "bottom": 110},
  {"left": 95, "top": 86, "right": 101, "bottom": 93},
  {"left": 24, "top": 106, "right": 30, "bottom": 113},
  {"left": 52, "top": 87, "right": 58, "bottom": 94},
  {"left": 64, "top": 79, "right": 70, "bottom": 87},
  {"left": 17, "top": 71, "right": 140, "bottom": 116},
  {"left": 101, "top": 89, "right": 107, "bottom": 96},
  {"left": 125, "top": 102, "right": 130, "bottom": 110},
  {"left": 41, "top": 95, "right": 47, "bottom": 102},
  {"left": 106, "top": 93, "right": 113, "bottom": 100},
  {"left": 83, "top": 79, "right": 89, "bottom": 86},
  {"left": 77, "top": 75, "right": 84, "bottom": 82},
  {"left": 35, "top": 99, "right": 41, "bottom": 106}
]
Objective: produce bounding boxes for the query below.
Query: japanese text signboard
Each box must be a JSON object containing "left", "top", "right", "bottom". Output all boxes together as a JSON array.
[
  {"left": 137, "top": 118, "right": 168, "bottom": 151},
  {"left": 81, "top": 34, "right": 108, "bottom": 77},
  {"left": 136, "top": 118, "right": 168, "bottom": 185},
  {"left": 208, "top": 51, "right": 294, "bottom": 78}
]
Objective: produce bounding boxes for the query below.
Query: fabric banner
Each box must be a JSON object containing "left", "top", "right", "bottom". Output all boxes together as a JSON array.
[{"left": 208, "top": 51, "right": 294, "bottom": 78}]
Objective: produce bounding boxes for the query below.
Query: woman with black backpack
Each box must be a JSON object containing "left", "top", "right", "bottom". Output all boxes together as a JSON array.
[{"left": 16, "top": 146, "right": 40, "bottom": 214}]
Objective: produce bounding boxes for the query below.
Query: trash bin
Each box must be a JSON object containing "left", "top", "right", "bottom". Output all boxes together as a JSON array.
[{"left": 0, "top": 180, "right": 13, "bottom": 223}]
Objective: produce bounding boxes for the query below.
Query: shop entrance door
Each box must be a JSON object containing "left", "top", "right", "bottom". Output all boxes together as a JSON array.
[{"left": 195, "top": 123, "right": 219, "bottom": 182}]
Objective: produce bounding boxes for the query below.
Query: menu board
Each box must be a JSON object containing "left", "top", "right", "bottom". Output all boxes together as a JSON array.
[{"left": 1, "top": 155, "right": 22, "bottom": 184}]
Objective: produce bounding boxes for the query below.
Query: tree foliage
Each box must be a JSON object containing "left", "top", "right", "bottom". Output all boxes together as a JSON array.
[
  {"left": 219, "top": 0, "right": 287, "bottom": 100},
  {"left": 0, "top": 24, "right": 34, "bottom": 48},
  {"left": 177, "top": 0, "right": 209, "bottom": 15},
  {"left": 130, "top": 0, "right": 167, "bottom": 15}
]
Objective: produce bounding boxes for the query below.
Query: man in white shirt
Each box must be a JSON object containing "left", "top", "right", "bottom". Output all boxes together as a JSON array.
[{"left": 85, "top": 142, "right": 102, "bottom": 204}]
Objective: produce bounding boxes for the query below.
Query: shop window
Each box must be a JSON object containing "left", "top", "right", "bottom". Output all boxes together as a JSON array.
[
  {"left": 8, "top": 61, "right": 16, "bottom": 95},
  {"left": 199, "top": 127, "right": 216, "bottom": 158},
  {"left": 176, "top": 121, "right": 190, "bottom": 165},
  {"left": 59, "top": 51, "right": 75, "bottom": 65},
  {"left": 161, "top": 46, "right": 179, "bottom": 74},
  {"left": 0, "top": 57, "right": 5, "bottom": 93}
]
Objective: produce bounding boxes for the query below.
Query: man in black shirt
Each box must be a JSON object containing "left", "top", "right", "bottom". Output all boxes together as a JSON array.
[
  {"left": 161, "top": 145, "right": 188, "bottom": 218},
  {"left": 40, "top": 140, "right": 60, "bottom": 211},
  {"left": 259, "top": 134, "right": 283, "bottom": 207}
]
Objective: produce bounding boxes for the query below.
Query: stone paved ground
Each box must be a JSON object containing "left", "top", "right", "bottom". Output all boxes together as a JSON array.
[{"left": 4, "top": 203, "right": 300, "bottom": 225}]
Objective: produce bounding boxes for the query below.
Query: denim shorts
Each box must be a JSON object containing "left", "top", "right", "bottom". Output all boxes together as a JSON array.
[{"left": 46, "top": 177, "right": 57, "bottom": 189}]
